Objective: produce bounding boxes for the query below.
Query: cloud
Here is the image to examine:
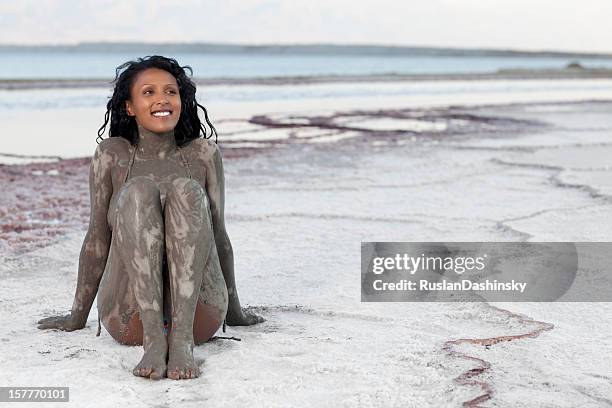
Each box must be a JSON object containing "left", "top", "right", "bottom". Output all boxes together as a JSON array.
[{"left": 0, "top": 0, "right": 611, "bottom": 53}]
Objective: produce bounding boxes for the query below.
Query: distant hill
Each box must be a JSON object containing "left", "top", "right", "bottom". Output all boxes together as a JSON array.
[{"left": 1, "top": 42, "right": 612, "bottom": 59}]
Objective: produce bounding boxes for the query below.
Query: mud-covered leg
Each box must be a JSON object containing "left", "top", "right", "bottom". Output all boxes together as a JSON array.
[
  {"left": 115, "top": 177, "right": 167, "bottom": 380},
  {"left": 193, "top": 241, "right": 228, "bottom": 345},
  {"left": 164, "top": 177, "right": 214, "bottom": 380}
]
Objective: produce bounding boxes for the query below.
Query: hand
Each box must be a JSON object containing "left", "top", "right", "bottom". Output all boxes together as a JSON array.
[
  {"left": 37, "top": 313, "right": 85, "bottom": 332},
  {"left": 225, "top": 307, "right": 265, "bottom": 326}
]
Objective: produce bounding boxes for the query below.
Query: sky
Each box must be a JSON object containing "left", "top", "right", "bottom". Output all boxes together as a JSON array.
[{"left": 0, "top": 0, "right": 611, "bottom": 53}]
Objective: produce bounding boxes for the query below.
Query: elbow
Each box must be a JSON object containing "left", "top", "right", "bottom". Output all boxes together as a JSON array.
[
  {"left": 215, "top": 232, "right": 233, "bottom": 255},
  {"left": 82, "top": 228, "right": 111, "bottom": 259},
  {"left": 220, "top": 239, "right": 233, "bottom": 255}
]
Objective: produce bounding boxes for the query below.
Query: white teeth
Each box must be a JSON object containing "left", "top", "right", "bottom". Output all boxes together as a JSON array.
[{"left": 152, "top": 111, "right": 171, "bottom": 117}]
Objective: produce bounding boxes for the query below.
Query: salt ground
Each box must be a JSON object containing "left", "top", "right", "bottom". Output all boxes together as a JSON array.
[{"left": 1, "top": 97, "right": 612, "bottom": 407}]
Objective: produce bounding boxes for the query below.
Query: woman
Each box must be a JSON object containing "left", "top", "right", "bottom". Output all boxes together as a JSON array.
[{"left": 37, "top": 56, "right": 264, "bottom": 380}]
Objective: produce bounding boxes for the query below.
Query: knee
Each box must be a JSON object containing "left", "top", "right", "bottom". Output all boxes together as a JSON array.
[
  {"left": 115, "top": 177, "right": 162, "bottom": 227},
  {"left": 121, "top": 177, "right": 160, "bottom": 201},
  {"left": 116, "top": 177, "right": 161, "bottom": 214},
  {"left": 167, "top": 178, "right": 208, "bottom": 209}
]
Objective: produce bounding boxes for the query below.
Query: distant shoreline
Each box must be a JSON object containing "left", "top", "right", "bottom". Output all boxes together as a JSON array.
[
  {"left": 3, "top": 68, "right": 612, "bottom": 90},
  {"left": 2, "top": 42, "right": 612, "bottom": 59}
]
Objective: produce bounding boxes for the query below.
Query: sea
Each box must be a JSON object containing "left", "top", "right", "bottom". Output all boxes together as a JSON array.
[
  {"left": 2, "top": 48, "right": 612, "bottom": 80},
  {"left": 2, "top": 44, "right": 612, "bottom": 160}
]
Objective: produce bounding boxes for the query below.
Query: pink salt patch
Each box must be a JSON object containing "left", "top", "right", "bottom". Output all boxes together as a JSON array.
[{"left": 0, "top": 157, "right": 90, "bottom": 254}]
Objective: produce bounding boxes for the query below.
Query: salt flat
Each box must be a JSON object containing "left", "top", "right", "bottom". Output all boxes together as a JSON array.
[{"left": 1, "top": 98, "right": 611, "bottom": 407}]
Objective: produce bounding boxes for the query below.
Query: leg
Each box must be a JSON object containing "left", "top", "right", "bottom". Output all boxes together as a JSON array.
[
  {"left": 164, "top": 178, "right": 215, "bottom": 380},
  {"left": 113, "top": 177, "right": 167, "bottom": 380},
  {"left": 193, "top": 240, "right": 228, "bottom": 345}
]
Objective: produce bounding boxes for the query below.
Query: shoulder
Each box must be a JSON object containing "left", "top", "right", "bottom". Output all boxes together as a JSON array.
[
  {"left": 91, "top": 137, "right": 132, "bottom": 170},
  {"left": 96, "top": 136, "right": 131, "bottom": 158},
  {"left": 183, "top": 137, "right": 221, "bottom": 166}
]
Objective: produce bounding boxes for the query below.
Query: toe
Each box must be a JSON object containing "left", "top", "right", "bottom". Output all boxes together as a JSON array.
[
  {"left": 150, "top": 368, "right": 165, "bottom": 381},
  {"left": 192, "top": 367, "right": 200, "bottom": 378},
  {"left": 133, "top": 366, "right": 151, "bottom": 378}
]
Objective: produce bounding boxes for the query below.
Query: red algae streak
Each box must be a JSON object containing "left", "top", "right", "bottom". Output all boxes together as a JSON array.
[
  {"left": 0, "top": 158, "right": 90, "bottom": 254},
  {"left": 443, "top": 304, "right": 554, "bottom": 407}
]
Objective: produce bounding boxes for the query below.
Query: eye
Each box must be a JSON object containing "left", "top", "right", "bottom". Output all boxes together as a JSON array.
[
  {"left": 143, "top": 89, "right": 153, "bottom": 95},
  {"left": 167, "top": 89, "right": 177, "bottom": 95}
]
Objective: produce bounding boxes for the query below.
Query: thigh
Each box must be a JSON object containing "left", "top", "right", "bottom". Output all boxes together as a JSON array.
[
  {"left": 193, "top": 242, "right": 229, "bottom": 345},
  {"left": 98, "top": 229, "right": 229, "bottom": 346},
  {"left": 97, "top": 238, "right": 144, "bottom": 346}
]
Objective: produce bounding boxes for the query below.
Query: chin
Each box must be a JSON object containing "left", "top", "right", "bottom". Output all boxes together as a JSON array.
[{"left": 146, "top": 123, "right": 177, "bottom": 134}]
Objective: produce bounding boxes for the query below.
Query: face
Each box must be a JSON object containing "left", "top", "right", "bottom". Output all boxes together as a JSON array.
[{"left": 126, "top": 68, "right": 181, "bottom": 134}]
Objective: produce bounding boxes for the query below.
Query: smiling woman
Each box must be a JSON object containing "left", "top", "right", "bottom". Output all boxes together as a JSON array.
[
  {"left": 127, "top": 68, "right": 182, "bottom": 133},
  {"left": 37, "top": 55, "right": 265, "bottom": 381}
]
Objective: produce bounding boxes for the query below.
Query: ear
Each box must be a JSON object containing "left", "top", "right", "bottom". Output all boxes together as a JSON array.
[{"left": 125, "top": 100, "right": 135, "bottom": 117}]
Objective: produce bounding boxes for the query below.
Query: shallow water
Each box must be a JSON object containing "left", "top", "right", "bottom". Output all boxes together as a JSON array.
[{"left": 3, "top": 51, "right": 612, "bottom": 79}]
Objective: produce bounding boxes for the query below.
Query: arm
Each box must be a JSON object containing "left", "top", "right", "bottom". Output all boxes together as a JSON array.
[
  {"left": 38, "top": 142, "right": 113, "bottom": 331},
  {"left": 204, "top": 142, "right": 264, "bottom": 326}
]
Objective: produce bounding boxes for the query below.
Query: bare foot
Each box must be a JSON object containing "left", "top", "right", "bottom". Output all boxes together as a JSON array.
[
  {"left": 133, "top": 343, "right": 167, "bottom": 380},
  {"left": 166, "top": 335, "right": 199, "bottom": 380}
]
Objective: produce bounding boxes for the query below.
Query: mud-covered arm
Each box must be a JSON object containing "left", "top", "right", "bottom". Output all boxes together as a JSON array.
[
  {"left": 38, "top": 143, "right": 113, "bottom": 331},
  {"left": 204, "top": 142, "right": 263, "bottom": 326},
  {"left": 69, "top": 143, "right": 113, "bottom": 325}
]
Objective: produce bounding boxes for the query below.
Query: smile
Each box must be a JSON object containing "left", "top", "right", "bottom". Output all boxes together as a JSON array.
[{"left": 152, "top": 110, "right": 172, "bottom": 117}]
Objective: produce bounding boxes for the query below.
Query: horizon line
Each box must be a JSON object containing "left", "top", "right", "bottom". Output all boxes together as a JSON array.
[{"left": 0, "top": 41, "right": 611, "bottom": 58}]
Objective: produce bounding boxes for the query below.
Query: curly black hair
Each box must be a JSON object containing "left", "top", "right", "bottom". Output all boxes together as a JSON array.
[{"left": 97, "top": 55, "right": 217, "bottom": 146}]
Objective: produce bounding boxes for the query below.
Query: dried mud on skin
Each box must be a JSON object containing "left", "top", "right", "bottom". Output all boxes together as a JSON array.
[{"left": 0, "top": 146, "right": 261, "bottom": 255}]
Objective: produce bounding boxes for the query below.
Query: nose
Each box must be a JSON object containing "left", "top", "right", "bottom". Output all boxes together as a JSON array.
[{"left": 155, "top": 97, "right": 170, "bottom": 108}]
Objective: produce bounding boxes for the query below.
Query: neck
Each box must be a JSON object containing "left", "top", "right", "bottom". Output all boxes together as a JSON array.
[{"left": 136, "top": 124, "right": 177, "bottom": 158}]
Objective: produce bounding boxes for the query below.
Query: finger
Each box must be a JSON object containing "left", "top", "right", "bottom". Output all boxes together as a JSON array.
[
  {"left": 37, "top": 317, "right": 58, "bottom": 327},
  {"left": 247, "top": 311, "right": 264, "bottom": 322},
  {"left": 38, "top": 315, "right": 68, "bottom": 324},
  {"left": 38, "top": 318, "right": 66, "bottom": 330},
  {"left": 38, "top": 321, "right": 58, "bottom": 330},
  {"left": 247, "top": 313, "right": 264, "bottom": 324}
]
